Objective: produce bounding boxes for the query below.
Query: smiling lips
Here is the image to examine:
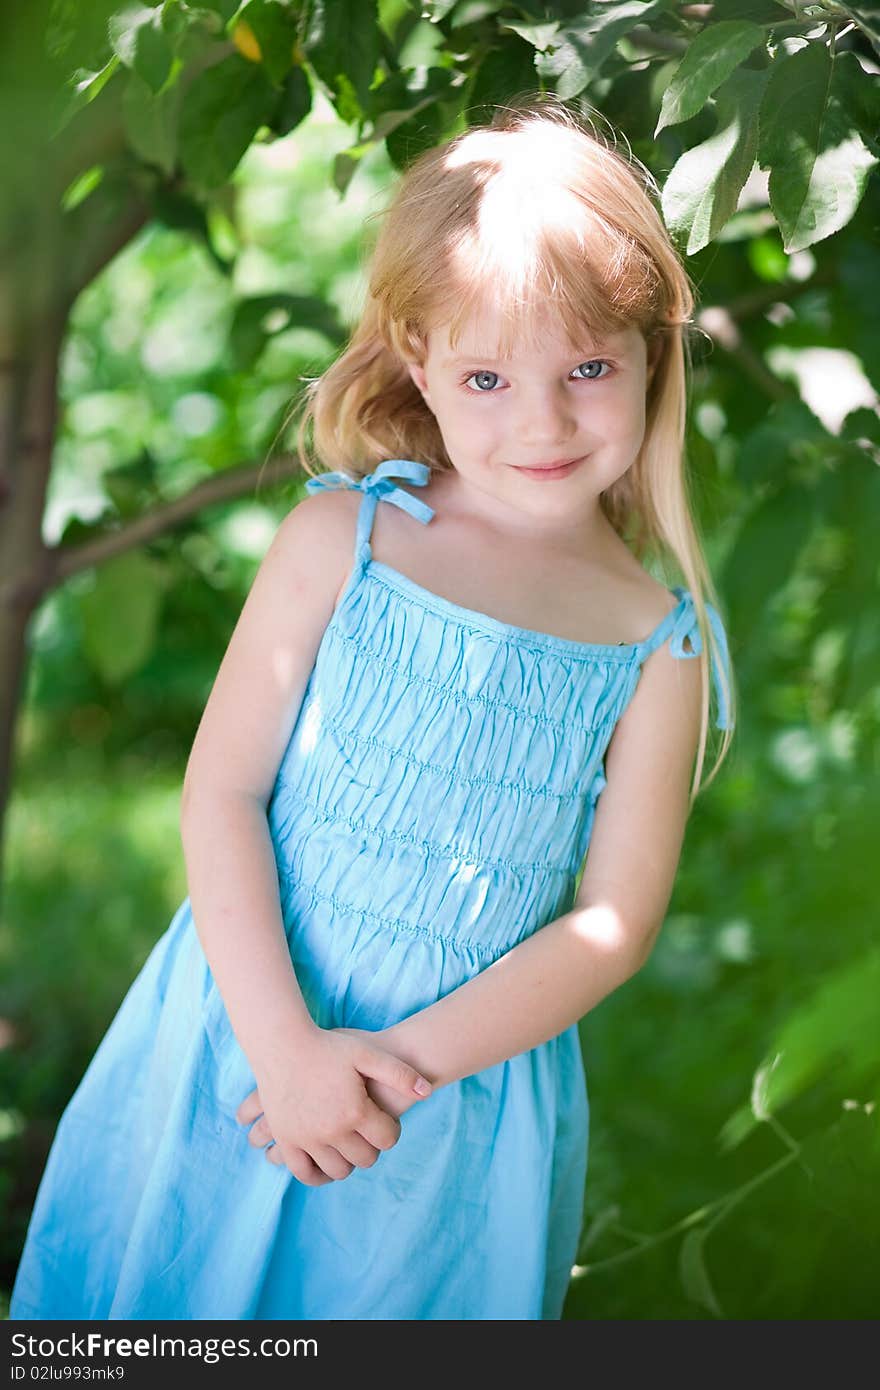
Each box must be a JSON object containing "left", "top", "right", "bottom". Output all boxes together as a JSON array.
[{"left": 515, "top": 457, "right": 583, "bottom": 478}]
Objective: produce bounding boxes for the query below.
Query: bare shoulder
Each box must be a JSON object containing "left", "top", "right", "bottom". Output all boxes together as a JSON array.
[
  {"left": 272, "top": 485, "right": 368, "bottom": 605},
  {"left": 276, "top": 484, "right": 359, "bottom": 560},
  {"left": 614, "top": 547, "right": 703, "bottom": 751}
]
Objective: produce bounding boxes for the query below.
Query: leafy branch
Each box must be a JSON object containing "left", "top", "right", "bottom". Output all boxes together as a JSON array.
[{"left": 572, "top": 1123, "right": 803, "bottom": 1319}]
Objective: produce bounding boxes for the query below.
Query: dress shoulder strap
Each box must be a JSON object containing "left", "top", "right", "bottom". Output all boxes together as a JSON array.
[
  {"left": 639, "top": 585, "right": 733, "bottom": 730},
  {"left": 303, "top": 457, "right": 435, "bottom": 565}
]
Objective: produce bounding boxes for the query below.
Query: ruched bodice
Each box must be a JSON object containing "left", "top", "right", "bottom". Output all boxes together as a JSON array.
[{"left": 270, "top": 458, "right": 731, "bottom": 968}]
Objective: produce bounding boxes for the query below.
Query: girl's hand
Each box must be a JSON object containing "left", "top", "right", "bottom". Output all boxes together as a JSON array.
[
  {"left": 235, "top": 1026, "right": 432, "bottom": 1186},
  {"left": 334, "top": 1027, "right": 421, "bottom": 1120}
]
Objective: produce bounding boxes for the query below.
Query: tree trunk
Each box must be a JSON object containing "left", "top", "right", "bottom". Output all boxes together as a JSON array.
[{"left": 0, "top": 257, "right": 66, "bottom": 909}]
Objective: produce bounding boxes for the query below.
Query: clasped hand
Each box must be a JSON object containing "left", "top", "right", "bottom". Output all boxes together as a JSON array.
[{"left": 234, "top": 1026, "right": 430, "bottom": 1187}]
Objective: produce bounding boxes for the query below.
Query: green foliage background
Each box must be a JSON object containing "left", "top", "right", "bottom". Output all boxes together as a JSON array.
[{"left": 1, "top": 0, "right": 878, "bottom": 1319}]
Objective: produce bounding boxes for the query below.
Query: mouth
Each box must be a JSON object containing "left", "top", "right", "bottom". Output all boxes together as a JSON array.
[{"left": 514, "top": 457, "right": 584, "bottom": 480}]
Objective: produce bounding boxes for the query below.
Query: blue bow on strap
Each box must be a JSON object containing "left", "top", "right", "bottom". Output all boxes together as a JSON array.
[
  {"left": 668, "top": 586, "right": 733, "bottom": 731},
  {"left": 304, "top": 458, "right": 435, "bottom": 526}
]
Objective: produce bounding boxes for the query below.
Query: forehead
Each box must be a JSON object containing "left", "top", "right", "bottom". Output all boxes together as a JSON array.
[{"left": 428, "top": 312, "right": 638, "bottom": 364}]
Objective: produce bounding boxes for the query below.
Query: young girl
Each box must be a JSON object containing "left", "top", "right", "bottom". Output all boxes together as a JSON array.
[{"left": 10, "top": 94, "right": 734, "bottom": 1322}]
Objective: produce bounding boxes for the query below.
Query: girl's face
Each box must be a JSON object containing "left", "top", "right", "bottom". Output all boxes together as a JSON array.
[{"left": 406, "top": 307, "right": 660, "bottom": 532}]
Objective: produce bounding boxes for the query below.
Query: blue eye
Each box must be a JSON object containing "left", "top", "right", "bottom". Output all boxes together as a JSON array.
[
  {"left": 572, "top": 360, "right": 610, "bottom": 380},
  {"left": 462, "top": 361, "right": 611, "bottom": 392},
  {"left": 465, "top": 371, "right": 501, "bottom": 392}
]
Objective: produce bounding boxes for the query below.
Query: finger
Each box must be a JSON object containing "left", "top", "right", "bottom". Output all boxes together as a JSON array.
[
  {"left": 359, "top": 1103, "right": 403, "bottom": 1153},
  {"left": 357, "top": 1050, "right": 432, "bottom": 1100},
  {"left": 310, "top": 1144, "right": 356, "bottom": 1182},
  {"left": 335, "top": 1131, "right": 382, "bottom": 1170},
  {"left": 235, "top": 1088, "right": 263, "bottom": 1126},
  {"left": 277, "top": 1146, "right": 334, "bottom": 1186},
  {"left": 246, "top": 1115, "right": 274, "bottom": 1149}
]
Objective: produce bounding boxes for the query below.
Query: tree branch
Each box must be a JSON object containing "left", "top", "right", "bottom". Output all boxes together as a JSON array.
[
  {"left": 722, "top": 263, "right": 837, "bottom": 324},
  {"left": 48, "top": 450, "right": 305, "bottom": 589},
  {"left": 61, "top": 195, "right": 154, "bottom": 314}
]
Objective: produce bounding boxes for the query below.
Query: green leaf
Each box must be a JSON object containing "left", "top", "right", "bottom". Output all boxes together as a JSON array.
[
  {"left": 60, "top": 165, "right": 105, "bottom": 213},
  {"left": 679, "top": 1229, "right": 724, "bottom": 1318},
  {"left": 189, "top": 0, "right": 240, "bottom": 18},
  {"left": 54, "top": 56, "right": 122, "bottom": 135},
  {"left": 772, "top": 951, "right": 880, "bottom": 1109},
  {"left": 396, "top": 18, "right": 446, "bottom": 68},
  {"left": 151, "top": 186, "right": 232, "bottom": 275},
  {"left": 122, "top": 69, "right": 182, "bottom": 176},
  {"left": 229, "top": 294, "right": 345, "bottom": 369},
  {"left": 721, "top": 482, "right": 815, "bottom": 630},
  {"left": 179, "top": 54, "right": 278, "bottom": 187},
  {"left": 733, "top": 399, "right": 828, "bottom": 490},
  {"left": 159, "top": 0, "right": 190, "bottom": 45},
  {"left": 537, "top": 0, "right": 669, "bottom": 101},
  {"left": 367, "top": 63, "right": 456, "bottom": 126},
  {"left": 846, "top": 3, "right": 880, "bottom": 60},
  {"left": 422, "top": 0, "right": 458, "bottom": 20},
  {"left": 661, "top": 64, "right": 770, "bottom": 254},
  {"left": 385, "top": 100, "right": 447, "bottom": 169},
  {"left": 237, "top": 0, "right": 299, "bottom": 86},
  {"left": 724, "top": 952, "right": 880, "bottom": 1150},
  {"left": 47, "top": 0, "right": 121, "bottom": 69},
  {"left": 500, "top": 20, "right": 560, "bottom": 52},
  {"left": 333, "top": 67, "right": 456, "bottom": 188},
  {"left": 758, "top": 44, "right": 879, "bottom": 253},
  {"left": 268, "top": 63, "right": 312, "bottom": 137},
  {"left": 750, "top": 1052, "right": 782, "bottom": 1122},
  {"left": 304, "top": 0, "right": 382, "bottom": 114},
  {"left": 839, "top": 405, "right": 880, "bottom": 458},
  {"left": 655, "top": 20, "right": 765, "bottom": 135},
  {"left": 718, "top": 1103, "right": 754, "bottom": 1152},
  {"left": 79, "top": 550, "right": 166, "bottom": 685},
  {"left": 467, "top": 37, "right": 538, "bottom": 122},
  {"left": 109, "top": 3, "right": 174, "bottom": 93},
  {"left": 450, "top": 1, "right": 505, "bottom": 28}
]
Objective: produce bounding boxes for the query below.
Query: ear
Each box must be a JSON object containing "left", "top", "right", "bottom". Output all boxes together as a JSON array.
[{"left": 406, "top": 361, "right": 433, "bottom": 411}]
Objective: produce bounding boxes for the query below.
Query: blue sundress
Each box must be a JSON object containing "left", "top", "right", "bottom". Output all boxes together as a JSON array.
[{"left": 10, "top": 458, "right": 732, "bottom": 1321}]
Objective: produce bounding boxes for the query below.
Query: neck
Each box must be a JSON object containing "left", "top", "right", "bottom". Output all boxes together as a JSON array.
[{"left": 429, "top": 467, "right": 616, "bottom": 553}]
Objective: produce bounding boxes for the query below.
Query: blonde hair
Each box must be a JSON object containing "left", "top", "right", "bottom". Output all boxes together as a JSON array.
[{"left": 290, "top": 92, "right": 735, "bottom": 800}]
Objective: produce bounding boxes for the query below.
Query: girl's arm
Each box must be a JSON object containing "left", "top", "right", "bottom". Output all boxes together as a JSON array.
[
  {"left": 181, "top": 494, "right": 432, "bottom": 1181},
  {"left": 380, "top": 639, "right": 704, "bottom": 1091}
]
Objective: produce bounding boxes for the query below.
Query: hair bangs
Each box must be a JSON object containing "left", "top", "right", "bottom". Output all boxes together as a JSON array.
[
  {"left": 388, "top": 120, "right": 668, "bottom": 362},
  {"left": 419, "top": 210, "right": 661, "bottom": 362}
]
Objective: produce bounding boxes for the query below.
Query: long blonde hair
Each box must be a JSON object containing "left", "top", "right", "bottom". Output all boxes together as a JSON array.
[{"left": 291, "top": 93, "right": 735, "bottom": 800}]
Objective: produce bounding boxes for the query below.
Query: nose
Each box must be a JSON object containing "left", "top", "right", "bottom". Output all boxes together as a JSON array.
[{"left": 514, "top": 381, "right": 577, "bottom": 450}]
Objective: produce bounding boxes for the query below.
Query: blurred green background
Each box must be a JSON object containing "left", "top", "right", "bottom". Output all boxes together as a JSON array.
[{"left": 1, "top": 1, "right": 878, "bottom": 1320}]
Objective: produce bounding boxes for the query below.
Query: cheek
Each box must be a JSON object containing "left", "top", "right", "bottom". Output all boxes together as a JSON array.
[
  {"left": 608, "top": 384, "right": 647, "bottom": 442},
  {"left": 436, "top": 391, "right": 494, "bottom": 438}
]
